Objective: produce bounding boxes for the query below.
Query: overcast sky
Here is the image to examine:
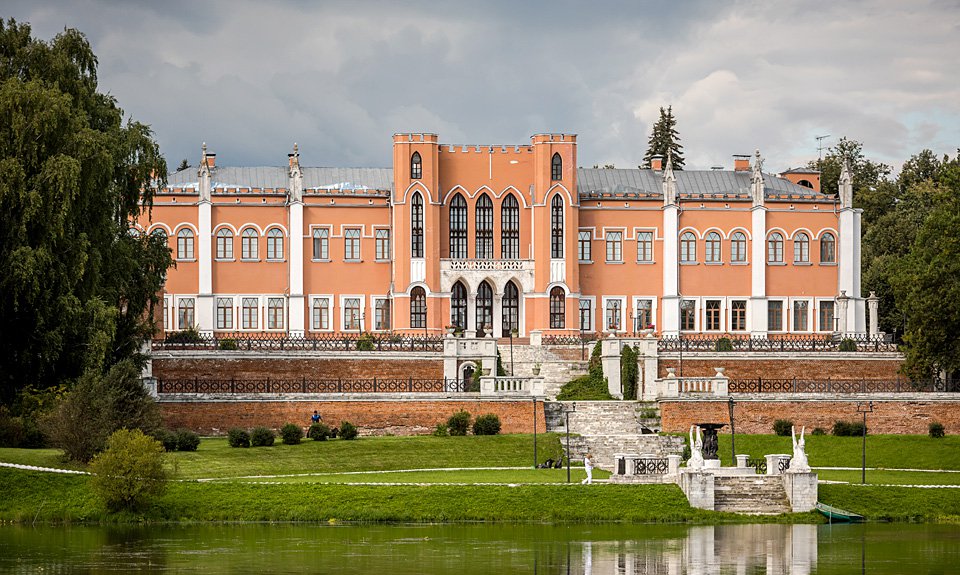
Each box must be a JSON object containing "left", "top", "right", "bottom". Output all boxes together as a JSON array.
[{"left": 7, "top": 0, "right": 959, "bottom": 173}]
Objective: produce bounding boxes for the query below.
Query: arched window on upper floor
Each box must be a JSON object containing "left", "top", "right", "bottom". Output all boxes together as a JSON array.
[
  {"left": 550, "top": 194, "right": 564, "bottom": 259},
  {"left": 241, "top": 228, "right": 259, "bottom": 260},
  {"left": 411, "top": 152, "right": 422, "bottom": 180},
  {"left": 475, "top": 194, "right": 493, "bottom": 259},
  {"left": 451, "top": 281, "right": 467, "bottom": 330},
  {"left": 705, "top": 232, "right": 722, "bottom": 263},
  {"left": 266, "top": 228, "right": 284, "bottom": 260},
  {"left": 449, "top": 193, "right": 468, "bottom": 259},
  {"left": 411, "top": 192, "right": 424, "bottom": 258},
  {"left": 680, "top": 231, "right": 697, "bottom": 263},
  {"left": 216, "top": 228, "right": 234, "bottom": 260},
  {"left": 177, "top": 228, "right": 194, "bottom": 260},
  {"left": 820, "top": 232, "right": 836, "bottom": 263},
  {"left": 549, "top": 287, "right": 565, "bottom": 329},
  {"left": 793, "top": 232, "right": 810, "bottom": 263},
  {"left": 767, "top": 232, "right": 784, "bottom": 263},
  {"left": 551, "top": 153, "right": 562, "bottom": 181},
  {"left": 731, "top": 231, "right": 747, "bottom": 263},
  {"left": 501, "top": 193, "right": 520, "bottom": 259},
  {"left": 410, "top": 287, "right": 426, "bottom": 328}
]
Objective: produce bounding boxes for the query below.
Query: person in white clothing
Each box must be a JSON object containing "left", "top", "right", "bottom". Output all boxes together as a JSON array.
[{"left": 581, "top": 452, "right": 594, "bottom": 485}]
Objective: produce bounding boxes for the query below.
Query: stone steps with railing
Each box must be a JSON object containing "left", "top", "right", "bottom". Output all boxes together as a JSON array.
[
  {"left": 498, "top": 344, "right": 589, "bottom": 398},
  {"left": 713, "top": 476, "right": 792, "bottom": 514}
]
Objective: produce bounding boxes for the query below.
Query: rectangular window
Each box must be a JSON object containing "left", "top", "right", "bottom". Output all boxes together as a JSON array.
[
  {"left": 163, "top": 297, "right": 170, "bottom": 331},
  {"left": 637, "top": 231, "right": 653, "bottom": 262},
  {"left": 793, "top": 301, "right": 809, "bottom": 331},
  {"left": 680, "top": 300, "right": 696, "bottom": 331},
  {"left": 344, "top": 229, "right": 361, "bottom": 260},
  {"left": 242, "top": 297, "right": 258, "bottom": 330},
  {"left": 579, "top": 299, "right": 592, "bottom": 332},
  {"left": 375, "top": 299, "right": 390, "bottom": 331},
  {"left": 605, "top": 299, "right": 622, "bottom": 331},
  {"left": 578, "top": 231, "right": 592, "bottom": 261},
  {"left": 313, "top": 228, "right": 329, "bottom": 260},
  {"left": 216, "top": 297, "right": 233, "bottom": 330},
  {"left": 344, "top": 298, "right": 361, "bottom": 330},
  {"left": 605, "top": 231, "right": 622, "bottom": 262},
  {"left": 375, "top": 229, "right": 390, "bottom": 261},
  {"left": 635, "top": 299, "right": 653, "bottom": 331},
  {"left": 178, "top": 298, "right": 195, "bottom": 330},
  {"left": 819, "top": 301, "right": 835, "bottom": 332},
  {"left": 312, "top": 297, "right": 330, "bottom": 330},
  {"left": 768, "top": 301, "right": 784, "bottom": 331},
  {"left": 267, "top": 298, "right": 284, "bottom": 330},
  {"left": 731, "top": 300, "right": 747, "bottom": 331},
  {"left": 705, "top": 300, "right": 721, "bottom": 331}
]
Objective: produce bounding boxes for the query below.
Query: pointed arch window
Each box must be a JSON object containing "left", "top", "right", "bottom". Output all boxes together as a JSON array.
[
  {"left": 501, "top": 193, "right": 520, "bottom": 259},
  {"left": 550, "top": 194, "right": 564, "bottom": 259},
  {"left": 476, "top": 194, "right": 493, "bottom": 259},
  {"left": 451, "top": 281, "right": 467, "bottom": 330},
  {"left": 794, "top": 232, "right": 810, "bottom": 263},
  {"left": 476, "top": 281, "right": 493, "bottom": 331},
  {"left": 411, "top": 192, "right": 424, "bottom": 258},
  {"left": 503, "top": 281, "right": 519, "bottom": 334},
  {"left": 551, "top": 153, "right": 562, "bottom": 181},
  {"left": 410, "top": 287, "right": 426, "bottom": 328},
  {"left": 449, "top": 193, "right": 468, "bottom": 259},
  {"left": 411, "top": 152, "right": 422, "bottom": 180},
  {"left": 549, "top": 287, "right": 566, "bottom": 329},
  {"left": 820, "top": 232, "right": 836, "bottom": 263}
]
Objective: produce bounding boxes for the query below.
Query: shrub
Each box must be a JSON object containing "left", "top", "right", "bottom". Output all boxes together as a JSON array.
[
  {"left": 218, "top": 338, "right": 238, "bottom": 350},
  {"left": 715, "top": 337, "right": 734, "bottom": 352},
  {"left": 773, "top": 419, "right": 793, "bottom": 436},
  {"left": 833, "top": 420, "right": 867, "bottom": 436},
  {"left": 620, "top": 344, "right": 638, "bottom": 400},
  {"left": 308, "top": 422, "right": 331, "bottom": 441},
  {"left": 165, "top": 327, "right": 203, "bottom": 344},
  {"left": 175, "top": 429, "right": 200, "bottom": 451},
  {"left": 557, "top": 374, "right": 612, "bottom": 401},
  {"left": 251, "top": 426, "right": 275, "bottom": 447},
  {"left": 639, "top": 407, "right": 658, "bottom": 419},
  {"left": 356, "top": 333, "right": 375, "bottom": 351},
  {"left": 838, "top": 338, "right": 858, "bottom": 352},
  {"left": 472, "top": 414, "right": 502, "bottom": 436},
  {"left": 329, "top": 426, "right": 339, "bottom": 439},
  {"left": 89, "top": 429, "right": 167, "bottom": 512},
  {"left": 281, "top": 423, "right": 303, "bottom": 445},
  {"left": 496, "top": 349, "right": 507, "bottom": 376},
  {"left": 681, "top": 444, "right": 691, "bottom": 462},
  {"left": 812, "top": 427, "right": 826, "bottom": 436},
  {"left": 432, "top": 423, "right": 449, "bottom": 437},
  {"left": 228, "top": 428, "right": 250, "bottom": 448},
  {"left": 446, "top": 410, "right": 471, "bottom": 436},
  {"left": 152, "top": 429, "right": 178, "bottom": 452},
  {"left": 0, "top": 407, "right": 25, "bottom": 448},
  {"left": 339, "top": 421, "right": 359, "bottom": 440},
  {"left": 929, "top": 421, "right": 946, "bottom": 438},
  {"left": 588, "top": 341, "right": 603, "bottom": 379}
]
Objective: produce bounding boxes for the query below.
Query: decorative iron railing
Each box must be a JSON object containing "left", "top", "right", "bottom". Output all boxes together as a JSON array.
[
  {"left": 728, "top": 378, "right": 959, "bottom": 393},
  {"left": 153, "top": 333, "right": 445, "bottom": 352},
  {"left": 541, "top": 333, "right": 601, "bottom": 346},
  {"left": 157, "top": 377, "right": 467, "bottom": 394},
  {"left": 658, "top": 334, "right": 897, "bottom": 353},
  {"left": 778, "top": 458, "right": 791, "bottom": 473},
  {"left": 746, "top": 457, "right": 767, "bottom": 474},
  {"left": 634, "top": 458, "right": 669, "bottom": 475}
]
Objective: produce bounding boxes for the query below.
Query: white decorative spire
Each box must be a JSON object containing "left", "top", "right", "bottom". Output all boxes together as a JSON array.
[
  {"left": 289, "top": 142, "right": 303, "bottom": 202},
  {"left": 750, "top": 148, "right": 764, "bottom": 207},
  {"left": 198, "top": 142, "right": 211, "bottom": 202},
  {"left": 838, "top": 156, "right": 853, "bottom": 208},
  {"left": 662, "top": 150, "right": 677, "bottom": 205}
]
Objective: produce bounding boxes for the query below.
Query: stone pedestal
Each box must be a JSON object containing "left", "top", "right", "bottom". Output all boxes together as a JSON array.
[
  {"left": 782, "top": 471, "right": 818, "bottom": 512},
  {"left": 765, "top": 454, "right": 792, "bottom": 475},
  {"left": 680, "top": 471, "right": 715, "bottom": 510},
  {"left": 735, "top": 454, "right": 750, "bottom": 468}
]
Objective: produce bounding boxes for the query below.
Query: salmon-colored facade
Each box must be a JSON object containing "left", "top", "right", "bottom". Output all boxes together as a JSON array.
[{"left": 138, "top": 134, "right": 866, "bottom": 338}]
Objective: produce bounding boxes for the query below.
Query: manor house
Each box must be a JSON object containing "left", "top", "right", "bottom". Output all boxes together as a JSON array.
[{"left": 138, "top": 133, "right": 865, "bottom": 339}]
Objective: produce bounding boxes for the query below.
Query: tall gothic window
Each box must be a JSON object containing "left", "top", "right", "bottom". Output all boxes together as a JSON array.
[
  {"left": 475, "top": 194, "right": 493, "bottom": 259},
  {"left": 449, "top": 193, "right": 468, "bottom": 258},
  {"left": 549, "top": 287, "right": 565, "bottom": 329},
  {"left": 501, "top": 193, "right": 520, "bottom": 259},
  {"left": 550, "top": 194, "right": 564, "bottom": 259},
  {"left": 410, "top": 151, "right": 422, "bottom": 180},
  {"left": 411, "top": 192, "right": 424, "bottom": 258},
  {"left": 476, "top": 281, "right": 493, "bottom": 331},
  {"left": 451, "top": 281, "right": 467, "bottom": 330},
  {"left": 410, "top": 287, "right": 426, "bottom": 328},
  {"left": 551, "top": 153, "right": 562, "bottom": 180},
  {"left": 503, "top": 281, "right": 519, "bottom": 334}
]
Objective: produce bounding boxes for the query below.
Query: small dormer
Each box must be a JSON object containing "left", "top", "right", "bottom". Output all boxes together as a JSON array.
[{"left": 780, "top": 167, "right": 821, "bottom": 192}]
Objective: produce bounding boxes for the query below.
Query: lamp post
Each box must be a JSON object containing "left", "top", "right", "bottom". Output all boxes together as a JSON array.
[
  {"left": 510, "top": 328, "right": 517, "bottom": 376},
  {"left": 565, "top": 402, "right": 577, "bottom": 483},
  {"left": 857, "top": 401, "right": 873, "bottom": 484},
  {"left": 728, "top": 397, "right": 736, "bottom": 464},
  {"left": 532, "top": 396, "right": 537, "bottom": 468}
]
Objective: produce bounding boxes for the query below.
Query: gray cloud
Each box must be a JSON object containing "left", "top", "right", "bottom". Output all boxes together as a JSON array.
[{"left": 5, "top": 0, "right": 958, "bottom": 173}]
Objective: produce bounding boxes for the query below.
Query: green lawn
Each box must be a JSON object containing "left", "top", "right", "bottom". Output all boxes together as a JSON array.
[
  {"left": 223, "top": 468, "right": 611, "bottom": 484},
  {"left": 819, "top": 483, "right": 960, "bottom": 522},
  {"left": 817, "top": 469, "right": 960, "bottom": 485}
]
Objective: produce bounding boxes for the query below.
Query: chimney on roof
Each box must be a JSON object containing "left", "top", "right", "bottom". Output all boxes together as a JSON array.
[
  {"left": 204, "top": 151, "right": 216, "bottom": 169},
  {"left": 650, "top": 154, "right": 664, "bottom": 171},
  {"left": 733, "top": 154, "right": 750, "bottom": 171}
]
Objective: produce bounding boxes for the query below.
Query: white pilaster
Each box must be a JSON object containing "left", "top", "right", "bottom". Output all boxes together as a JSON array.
[
  {"left": 750, "top": 206, "right": 767, "bottom": 335},
  {"left": 288, "top": 203, "right": 305, "bottom": 336},
  {"left": 838, "top": 208, "right": 856, "bottom": 333},
  {"left": 492, "top": 293, "right": 503, "bottom": 338},
  {"left": 196, "top": 192, "right": 213, "bottom": 336},
  {"left": 662, "top": 205, "right": 679, "bottom": 335}
]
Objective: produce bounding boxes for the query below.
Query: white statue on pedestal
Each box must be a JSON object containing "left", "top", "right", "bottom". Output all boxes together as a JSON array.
[
  {"left": 790, "top": 425, "right": 811, "bottom": 472},
  {"left": 688, "top": 425, "right": 704, "bottom": 469}
]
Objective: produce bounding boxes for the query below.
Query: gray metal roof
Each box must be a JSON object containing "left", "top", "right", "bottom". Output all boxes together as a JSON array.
[
  {"left": 577, "top": 168, "right": 823, "bottom": 198},
  {"left": 165, "top": 167, "right": 393, "bottom": 191}
]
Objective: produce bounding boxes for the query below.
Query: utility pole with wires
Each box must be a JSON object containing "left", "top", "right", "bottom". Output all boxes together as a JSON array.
[{"left": 816, "top": 135, "right": 830, "bottom": 165}]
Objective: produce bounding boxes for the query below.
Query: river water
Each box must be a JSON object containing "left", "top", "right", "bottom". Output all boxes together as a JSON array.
[{"left": 1, "top": 523, "right": 958, "bottom": 574}]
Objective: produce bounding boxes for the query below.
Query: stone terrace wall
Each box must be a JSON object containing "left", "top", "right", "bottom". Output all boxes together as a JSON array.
[
  {"left": 159, "top": 396, "right": 543, "bottom": 436},
  {"left": 660, "top": 396, "right": 960, "bottom": 434},
  {"left": 658, "top": 353, "right": 902, "bottom": 380},
  {"left": 153, "top": 353, "right": 443, "bottom": 381}
]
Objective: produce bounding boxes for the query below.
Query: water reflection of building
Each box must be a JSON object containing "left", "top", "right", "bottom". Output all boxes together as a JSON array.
[{"left": 575, "top": 524, "right": 817, "bottom": 575}]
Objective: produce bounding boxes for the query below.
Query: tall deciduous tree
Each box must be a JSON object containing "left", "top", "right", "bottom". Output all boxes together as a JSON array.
[
  {"left": 642, "top": 106, "right": 685, "bottom": 170},
  {"left": 0, "top": 20, "right": 172, "bottom": 404}
]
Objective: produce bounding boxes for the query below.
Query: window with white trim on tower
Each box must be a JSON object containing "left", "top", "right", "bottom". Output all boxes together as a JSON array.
[
  {"left": 550, "top": 195, "right": 564, "bottom": 259},
  {"left": 449, "top": 193, "right": 467, "bottom": 259},
  {"left": 550, "top": 287, "right": 565, "bottom": 329},
  {"left": 578, "top": 231, "right": 592, "bottom": 262},
  {"left": 476, "top": 193, "right": 493, "bottom": 259},
  {"left": 411, "top": 151, "right": 422, "bottom": 180},
  {"left": 410, "top": 287, "right": 426, "bottom": 328},
  {"left": 501, "top": 194, "right": 520, "bottom": 259},
  {"left": 551, "top": 153, "right": 562, "bottom": 180},
  {"left": 411, "top": 192, "right": 424, "bottom": 258},
  {"left": 451, "top": 281, "right": 467, "bottom": 330}
]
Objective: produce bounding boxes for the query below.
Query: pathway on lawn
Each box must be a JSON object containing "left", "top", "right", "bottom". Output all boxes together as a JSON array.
[
  {"left": 0, "top": 462, "right": 89, "bottom": 475},
  {"left": 196, "top": 466, "right": 557, "bottom": 482}
]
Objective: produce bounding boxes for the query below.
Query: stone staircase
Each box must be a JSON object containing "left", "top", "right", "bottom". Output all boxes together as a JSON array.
[
  {"left": 713, "top": 476, "right": 792, "bottom": 514},
  {"left": 498, "top": 343, "right": 588, "bottom": 397}
]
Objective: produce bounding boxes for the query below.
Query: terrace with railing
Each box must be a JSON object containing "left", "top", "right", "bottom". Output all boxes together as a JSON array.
[{"left": 153, "top": 332, "right": 445, "bottom": 352}]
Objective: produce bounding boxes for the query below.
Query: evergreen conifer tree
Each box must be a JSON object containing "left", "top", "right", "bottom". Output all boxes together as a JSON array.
[{"left": 642, "top": 106, "right": 685, "bottom": 170}]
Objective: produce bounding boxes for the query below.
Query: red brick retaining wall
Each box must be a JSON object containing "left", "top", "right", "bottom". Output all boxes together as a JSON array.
[
  {"left": 153, "top": 357, "right": 443, "bottom": 380},
  {"left": 660, "top": 398, "right": 960, "bottom": 434},
  {"left": 658, "top": 356, "right": 902, "bottom": 379},
  {"left": 160, "top": 398, "right": 544, "bottom": 436}
]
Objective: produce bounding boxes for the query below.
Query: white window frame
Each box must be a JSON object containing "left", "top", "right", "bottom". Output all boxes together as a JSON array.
[
  {"left": 704, "top": 231, "right": 723, "bottom": 264},
  {"left": 241, "top": 228, "right": 260, "bottom": 261},
  {"left": 577, "top": 229, "right": 593, "bottom": 263},
  {"left": 790, "top": 298, "right": 813, "bottom": 333},
  {"left": 163, "top": 295, "right": 173, "bottom": 331},
  {"left": 578, "top": 296, "right": 596, "bottom": 333},
  {"left": 340, "top": 294, "right": 365, "bottom": 332},
  {"left": 240, "top": 295, "right": 260, "bottom": 331},
  {"left": 704, "top": 298, "right": 725, "bottom": 332},
  {"left": 601, "top": 296, "right": 627, "bottom": 333},
  {"left": 605, "top": 229, "right": 623, "bottom": 263},
  {"left": 817, "top": 298, "right": 837, "bottom": 332},
  {"left": 679, "top": 298, "right": 698, "bottom": 332},
  {"left": 215, "top": 228, "right": 234, "bottom": 260},
  {"left": 373, "top": 296, "right": 391, "bottom": 331},
  {"left": 215, "top": 296, "right": 235, "bottom": 331},
  {"left": 176, "top": 296, "right": 196, "bottom": 330},
  {"left": 312, "top": 226, "right": 331, "bottom": 261},
  {"left": 730, "top": 231, "right": 749, "bottom": 264},
  {"left": 767, "top": 232, "right": 784, "bottom": 264},
  {"left": 176, "top": 228, "right": 195, "bottom": 260},
  {"left": 310, "top": 295, "right": 333, "bottom": 332},
  {"left": 631, "top": 296, "right": 658, "bottom": 332},
  {"left": 680, "top": 231, "right": 698, "bottom": 264},
  {"left": 793, "top": 232, "right": 810, "bottom": 264},
  {"left": 635, "top": 230, "right": 655, "bottom": 263},
  {"left": 767, "top": 299, "right": 786, "bottom": 333},
  {"left": 266, "top": 296, "right": 285, "bottom": 330},
  {"left": 374, "top": 228, "right": 390, "bottom": 262},
  {"left": 729, "top": 299, "right": 748, "bottom": 332},
  {"left": 344, "top": 228, "right": 362, "bottom": 261},
  {"left": 266, "top": 228, "right": 285, "bottom": 261}
]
